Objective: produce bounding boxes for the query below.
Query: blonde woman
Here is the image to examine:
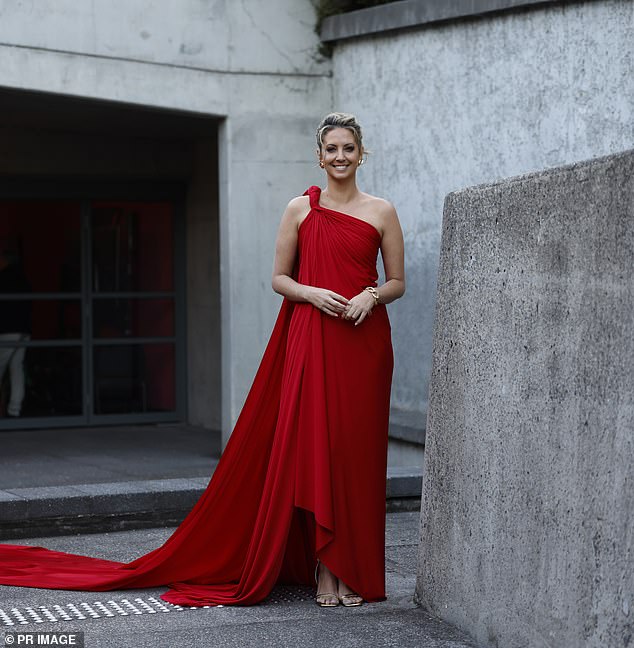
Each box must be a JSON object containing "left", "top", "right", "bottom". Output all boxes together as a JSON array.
[{"left": 0, "top": 113, "right": 406, "bottom": 610}]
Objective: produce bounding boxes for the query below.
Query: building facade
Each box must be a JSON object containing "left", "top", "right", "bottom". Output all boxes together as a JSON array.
[
  {"left": 1, "top": 0, "right": 631, "bottom": 470},
  {"left": 0, "top": 1, "right": 331, "bottom": 447}
]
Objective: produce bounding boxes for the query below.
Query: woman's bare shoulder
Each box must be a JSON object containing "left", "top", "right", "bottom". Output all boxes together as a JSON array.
[
  {"left": 282, "top": 194, "right": 312, "bottom": 231},
  {"left": 286, "top": 194, "right": 311, "bottom": 214},
  {"left": 361, "top": 192, "right": 398, "bottom": 219}
]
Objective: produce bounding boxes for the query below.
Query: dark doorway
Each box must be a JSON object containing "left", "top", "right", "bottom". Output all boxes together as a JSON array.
[
  {"left": 0, "top": 187, "right": 186, "bottom": 429},
  {"left": 0, "top": 87, "right": 220, "bottom": 433}
]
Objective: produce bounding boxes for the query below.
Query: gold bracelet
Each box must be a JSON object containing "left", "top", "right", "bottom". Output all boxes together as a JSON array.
[{"left": 364, "top": 286, "right": 379, "bottom": 306}]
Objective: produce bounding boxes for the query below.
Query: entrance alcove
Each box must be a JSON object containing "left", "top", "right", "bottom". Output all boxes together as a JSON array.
[{"left": 0, "top": 87, "right": 221, "bottom": 434}]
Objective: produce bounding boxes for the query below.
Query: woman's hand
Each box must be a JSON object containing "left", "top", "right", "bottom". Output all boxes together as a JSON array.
[
  {"left": 341, "top": 290, "right": 375, "bottom": 326},
  {"left": 304, "top": 286, "right": 349, "bottom": 317}
]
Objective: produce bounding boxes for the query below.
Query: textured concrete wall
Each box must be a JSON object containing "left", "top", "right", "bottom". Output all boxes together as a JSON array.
[
  {"left": 321, "top": 0, "right": 562, "bottom": 40},
  {"left": 0, "top": 1, "right": 332, "bottom": 444},
  {"left": 332, "top": 0, "right": 634, "bottom": 443},
  {"left": 415, "top": 149, "right": 634, "bottom": 648}
]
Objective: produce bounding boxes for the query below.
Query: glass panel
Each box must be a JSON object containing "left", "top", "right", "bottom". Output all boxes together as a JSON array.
[
  {"left": 93, "top": 344, "right": 175, "bottom": 414},
  {"left": 91, "top": 203, "right": 174, "bottom": 293},
  {"left": 0, "top": 299, "right": 81, "bottom": 340},
  {"left": 93, "top": 298, "right": 174, "bottom": 338},
  {"left": 0, "top": 202, "right": 81, "bottom": 293},
  {"left": 0, "top": 344, "right": 82, "bottom": 418}
]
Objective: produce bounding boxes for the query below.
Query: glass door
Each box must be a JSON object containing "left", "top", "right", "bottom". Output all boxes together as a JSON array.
[
  {"left": 0, "top": 196, "right": 184, "bottom": 429},
  {"left": 90, "top": 202, "right": 179, "bottom": 420},
  {"left": 0, "top": 201, "right": 83, "bottom": 425}
]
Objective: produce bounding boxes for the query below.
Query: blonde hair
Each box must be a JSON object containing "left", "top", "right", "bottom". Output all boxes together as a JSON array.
[{"left": 316, "top": 112, "right": 365, "bottom": 155}]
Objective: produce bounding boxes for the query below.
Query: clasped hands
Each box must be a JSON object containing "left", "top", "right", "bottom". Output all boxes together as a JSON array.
[{"left": 305, "top": 286, "right": 374, "bottom": 326}]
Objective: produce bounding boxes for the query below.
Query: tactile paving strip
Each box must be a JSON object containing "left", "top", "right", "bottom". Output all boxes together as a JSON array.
[
  {"left": 0, "top": 586, "right": 315, "bottom": 627},
  {"left": 0, "top": 597, "right": 177, "bottom": 627},
  {"left": 265, "top": 584, "right": 315, "bottom": 604}
]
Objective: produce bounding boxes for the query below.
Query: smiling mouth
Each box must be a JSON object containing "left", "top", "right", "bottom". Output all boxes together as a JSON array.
[{"left": 333, "top": 165, "right": 349, "bottom": 170}]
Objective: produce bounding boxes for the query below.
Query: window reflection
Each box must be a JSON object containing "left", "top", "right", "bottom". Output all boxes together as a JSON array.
[
  {"left": 0, "top": 346, "right": 82, "bottom": 418},
  {"left": 0, "top": 202, "right": 81, "bottom": 293},
  {"left": 0, "top": 300, "right": 81, "bottom": 341},
  {"left": 0, "top": 199, "right": 177, "bottom": 424},
  {"left": 93, "top": 344, "right": 175, "bottom": 414},
  {"left": 92, "top": 203, "right": 174, "bottom": 293},
  {"left": 93, "top": 299, "right": 174, "bottom": 338}
]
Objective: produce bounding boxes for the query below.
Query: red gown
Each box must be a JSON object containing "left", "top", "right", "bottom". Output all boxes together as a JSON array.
[{"left": 0, "top": 185, "right": 394, "bottom": 607}]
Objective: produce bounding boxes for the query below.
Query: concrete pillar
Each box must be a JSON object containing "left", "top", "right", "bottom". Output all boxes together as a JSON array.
[{"left": 416, "top": 149, "right": 634, "bottom": 648}]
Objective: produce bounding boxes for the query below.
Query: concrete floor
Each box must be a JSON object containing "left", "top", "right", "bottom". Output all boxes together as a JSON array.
[
  {"left": 0, "top": 424, "right": 221, "bottom": 489},
  {"left": 0, "top": 512, "right": 478, "bottom": 648}
]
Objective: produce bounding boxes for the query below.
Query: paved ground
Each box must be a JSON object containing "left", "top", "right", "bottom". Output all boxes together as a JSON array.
[
  {"left": 0, "top": 512, "right": 478, "bottom": 648},
  {"left": 0, "top": 425, "right": 221, "bottom": 489}
]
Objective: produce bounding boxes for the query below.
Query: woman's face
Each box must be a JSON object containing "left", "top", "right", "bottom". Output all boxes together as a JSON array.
[{"left": 318, "top": 128, "right": 362, "bottom": 180}]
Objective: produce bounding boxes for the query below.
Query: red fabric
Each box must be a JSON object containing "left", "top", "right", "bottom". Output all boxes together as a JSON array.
[{"left": 0, "top": 186, "right": 394, "bottom": 607}]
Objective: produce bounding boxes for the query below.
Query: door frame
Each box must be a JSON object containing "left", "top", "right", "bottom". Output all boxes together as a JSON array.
[{"left": 0, "top": 177, "right": 187, "bottom": 430}]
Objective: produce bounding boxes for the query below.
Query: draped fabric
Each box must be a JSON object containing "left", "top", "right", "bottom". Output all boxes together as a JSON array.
[{"left": 0, "top": 185, "right": 394, "bottom": 607}]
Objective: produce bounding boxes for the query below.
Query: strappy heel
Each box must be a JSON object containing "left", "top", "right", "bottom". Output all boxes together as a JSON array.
[
  {"left": 334, "top": 566, "right": 364, "bottom": 606},
  {"left": 314, "top": 558, "right": 339, "bottom": 607},
  {"left": 337, "top": 591, "right": 364, "bottom": 607}
]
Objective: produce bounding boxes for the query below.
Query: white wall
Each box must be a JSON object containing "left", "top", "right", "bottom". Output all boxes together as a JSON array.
[
  {"left": 0, "top": 0, "right": 326, "bottom": 76},
  {"left": 331, "top": 0, "right": 634, "bottom": 437}
]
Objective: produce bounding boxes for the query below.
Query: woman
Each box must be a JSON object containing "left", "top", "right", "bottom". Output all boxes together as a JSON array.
[
  {"left": 0, "top": 112, "right": 405, "bottom": 609},
  {"left": 272, "top": 113, "right": 405, "bottom": 605}
]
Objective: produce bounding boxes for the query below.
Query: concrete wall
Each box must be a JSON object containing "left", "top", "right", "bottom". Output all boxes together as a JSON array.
[
  {"left": 0, "top": 1, "right": 333, "bottom": 444},
  {"left": 415, "top": 149, "right": 634, "bottom": 648},
  {"left": 329, "top": 0, "right": 634, "bottom": 446}
]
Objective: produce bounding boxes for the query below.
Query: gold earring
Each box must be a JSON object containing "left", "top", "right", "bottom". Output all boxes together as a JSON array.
[{"left": 319, "top": 160, "right": 325, "bottom": 168}]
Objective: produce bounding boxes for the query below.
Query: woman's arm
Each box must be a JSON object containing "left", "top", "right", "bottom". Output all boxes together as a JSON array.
[
  {"left": 376, "top": 201, "right": 406, "bottom": 304},
  {"left": 271, "top": 197, "right": 349, "bottom": 317},
  {"left": 340, "top": 200, "right": 405, "bottom": 326}
]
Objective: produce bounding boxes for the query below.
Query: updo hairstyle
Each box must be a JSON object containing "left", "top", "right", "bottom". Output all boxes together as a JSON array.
[{"left": 315, "top": 112, "right": 368, "bottom": 161}]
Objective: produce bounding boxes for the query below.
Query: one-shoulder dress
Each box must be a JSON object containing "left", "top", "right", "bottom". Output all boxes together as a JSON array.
[{"left": 0, "top": 185, "right": 394, "bottom": 607}]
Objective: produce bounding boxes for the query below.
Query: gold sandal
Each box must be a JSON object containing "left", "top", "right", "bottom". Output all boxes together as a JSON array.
[
  {"left": 338, "top": 592, "right": 364, "bottom": 607},
  {"left": 337, "top": 577, "right": 364, "bottom": 607},
  {"left": 314, "top": 559, "right": 339, "bottom": 607}
]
